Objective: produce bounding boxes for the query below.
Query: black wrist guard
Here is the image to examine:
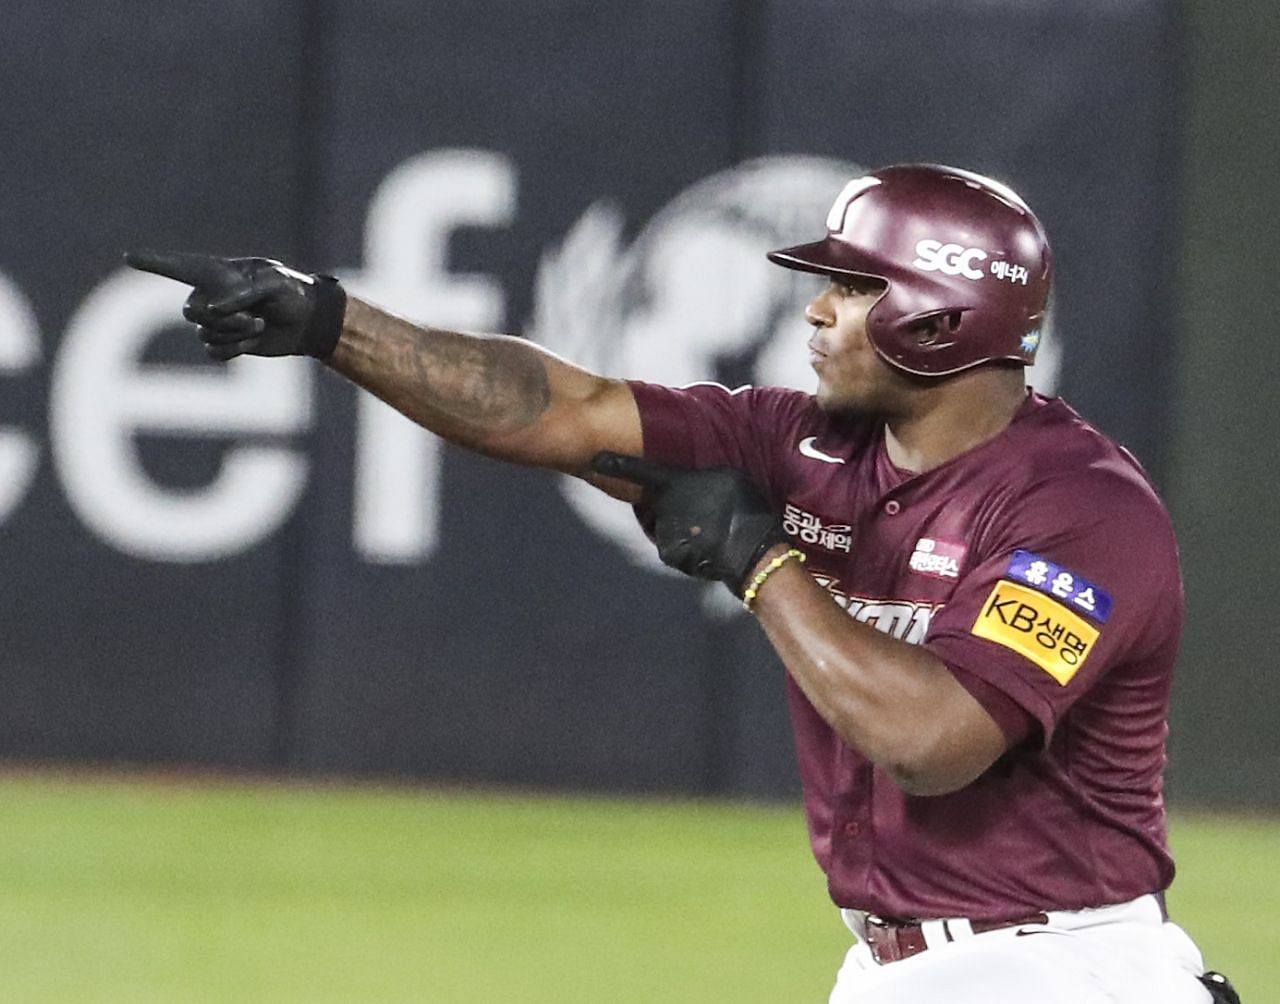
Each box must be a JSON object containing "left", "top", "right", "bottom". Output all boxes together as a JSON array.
[{"left": 302, "top": 275, "right": 347, "bottom": 359}]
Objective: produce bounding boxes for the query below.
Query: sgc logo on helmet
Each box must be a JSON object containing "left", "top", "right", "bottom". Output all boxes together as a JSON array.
[{"left": 912, "top": 239, "right": 989, "bottom": 281}]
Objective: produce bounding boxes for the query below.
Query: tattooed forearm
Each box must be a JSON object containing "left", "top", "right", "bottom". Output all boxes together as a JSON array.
[
  {"left": 326, "top": 296, "right": 641, "bottom": 476},
  {"left": 388, "top": 324, "right": 552, "bottom": 434},
  {"left": 328, "top": 296, "right": 605, "bottom": 461},
  {"left": 331, "top": 297, "right": 552, "bottom": 439}
]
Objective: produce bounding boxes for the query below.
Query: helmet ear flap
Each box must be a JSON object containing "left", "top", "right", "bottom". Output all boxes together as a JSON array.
[
  {"left": 896, "top": 307, "right": 970, "bottom": 351},
  {"left": 909, "top": 309, "right": 964, "bottom": 347}
]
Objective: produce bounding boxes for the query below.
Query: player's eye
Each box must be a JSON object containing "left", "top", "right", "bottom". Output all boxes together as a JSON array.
[{"left": 835, "top": 277, "right": 883, "bottom": 297}]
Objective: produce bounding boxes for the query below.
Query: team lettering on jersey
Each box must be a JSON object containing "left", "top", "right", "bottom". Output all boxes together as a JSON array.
[
  {"left": 908, "top": 536, "right": 967, "bottom": 580},
  {"left": 970, "top": 551, "right": 1113, "bottom": 686},
  {"left": 810, "top": 572, "right": 939, "bottom": 645},
  {"left": 783, "top": 503, "right": 852, "bottom": 553}
]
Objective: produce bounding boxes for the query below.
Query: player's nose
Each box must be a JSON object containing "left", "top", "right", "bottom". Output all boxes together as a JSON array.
[{"left": 804, "top": 287, "right": 836, "bottom": 328}]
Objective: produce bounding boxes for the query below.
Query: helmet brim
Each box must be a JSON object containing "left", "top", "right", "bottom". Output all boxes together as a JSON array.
[{"left": 766, "top": 237, "right": 894, "bottom": 282}]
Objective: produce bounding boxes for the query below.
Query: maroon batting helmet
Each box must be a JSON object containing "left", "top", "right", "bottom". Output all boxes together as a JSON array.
[{"left": 766, "top": 164, "right": 1052, "bottom": 377}]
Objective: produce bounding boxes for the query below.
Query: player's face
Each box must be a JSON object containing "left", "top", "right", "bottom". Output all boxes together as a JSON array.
[{"left": 805, "top": 278, "right": 911, "bottom": 415}]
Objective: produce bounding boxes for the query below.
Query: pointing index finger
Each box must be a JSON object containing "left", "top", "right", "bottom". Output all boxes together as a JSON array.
[
  {"left": 590, "top": 451, "right": 681, "bottom": 489},
  {"left": 123, "top": 250, "right": 240, "bottom": 290}
]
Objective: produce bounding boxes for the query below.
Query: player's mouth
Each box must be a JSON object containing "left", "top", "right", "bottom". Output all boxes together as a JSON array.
[{"left": 808, "top": 341, "right": 827, "bottom": 370}]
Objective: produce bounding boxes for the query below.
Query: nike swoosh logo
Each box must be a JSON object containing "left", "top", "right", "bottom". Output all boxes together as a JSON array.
[{"left": 798, "top": 436, "right": 845, "bottom": 465}]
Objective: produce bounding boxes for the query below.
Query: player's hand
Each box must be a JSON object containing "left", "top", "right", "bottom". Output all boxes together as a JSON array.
[
  {"left": 124, "top": 250, "right": 347, "bottom": 360},
  {"left": 592, "top": 452, "right": 790, "bottom": 595}
]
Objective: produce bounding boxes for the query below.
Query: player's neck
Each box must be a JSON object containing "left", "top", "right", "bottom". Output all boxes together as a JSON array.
[{"left": 883, "top": 369, "right": 1029, "bottom": 474}]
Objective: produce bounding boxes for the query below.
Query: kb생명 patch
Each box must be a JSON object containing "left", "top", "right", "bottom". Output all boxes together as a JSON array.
[{"left": 972, "top": 581, "right": 1099, "bottom": 686}]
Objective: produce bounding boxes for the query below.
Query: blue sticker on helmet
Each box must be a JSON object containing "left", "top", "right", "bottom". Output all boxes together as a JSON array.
[{"left": 1006, "top": 550, "right": 1112, "bottom": 623}]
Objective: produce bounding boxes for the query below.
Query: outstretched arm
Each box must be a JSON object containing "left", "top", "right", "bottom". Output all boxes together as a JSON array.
[
  {"left": 331, "top": 297, "right": 641, "bottom": 476},
  {"left": 125, "top": 252, "right": 643, "bottom": 492}
]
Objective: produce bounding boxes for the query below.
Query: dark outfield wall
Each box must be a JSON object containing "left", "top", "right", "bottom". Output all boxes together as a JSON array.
[
  {"left": 0, "top": 1, "right": 1200, "bottom": 799},
  {"left": 1166, "top": 0, "right": 1280, "bottom": 808}
]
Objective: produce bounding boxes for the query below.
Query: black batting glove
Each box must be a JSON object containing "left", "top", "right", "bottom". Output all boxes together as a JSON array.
[
  {"left": 592, "top": 452, "right": 790, "bottom": 596},
  {"left": 124, "top": 250, "right": 347, "bottom": 360}
]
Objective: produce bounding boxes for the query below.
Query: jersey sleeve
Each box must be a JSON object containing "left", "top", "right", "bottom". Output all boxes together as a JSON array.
[
  {"left": 627, "top": 380, "right": 816, "bottom": 501},
  {"left": 923, "top": 465, "right": 1182, "bottom": 749}
]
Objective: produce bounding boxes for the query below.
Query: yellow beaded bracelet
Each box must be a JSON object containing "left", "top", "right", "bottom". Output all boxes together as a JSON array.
[{"left": 741, "top": 548, "right": 806, "bottom": 612}]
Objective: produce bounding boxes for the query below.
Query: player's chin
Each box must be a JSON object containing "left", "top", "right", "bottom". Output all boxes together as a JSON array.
[{"left": 814, "top": 379, "right": 876, "bottom": 416}]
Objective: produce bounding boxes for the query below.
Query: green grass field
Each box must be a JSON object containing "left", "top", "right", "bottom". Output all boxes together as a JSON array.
[{"left": 0, "top": 771, "right": 1273, "bottom": 1002}]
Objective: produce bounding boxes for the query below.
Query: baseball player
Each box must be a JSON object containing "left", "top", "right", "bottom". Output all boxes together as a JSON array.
[{"left": 127, "top": 163, "right": 1239, "bottom": 1003}]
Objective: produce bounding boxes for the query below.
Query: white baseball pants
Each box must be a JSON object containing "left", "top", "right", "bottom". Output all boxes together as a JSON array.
[{"left": 829, "top": 894, "right": 1213, "bottom": 1003}]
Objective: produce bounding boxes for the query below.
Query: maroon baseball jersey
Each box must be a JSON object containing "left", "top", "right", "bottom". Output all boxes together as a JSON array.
[{"left": 629, "top": 381, "right": 1181, "bottom": 922}]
